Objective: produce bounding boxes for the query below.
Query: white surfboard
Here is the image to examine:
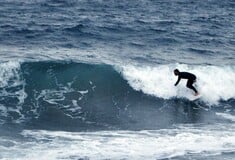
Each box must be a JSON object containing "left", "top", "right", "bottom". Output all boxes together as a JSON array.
[{"left": 189, "top": 94, "right": 202, "bottom": 101}]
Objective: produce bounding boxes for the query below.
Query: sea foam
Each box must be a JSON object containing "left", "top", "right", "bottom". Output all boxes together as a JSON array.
[
  {"left": 0, "top": 61, "right": 27, "bottom": 123},
  {"left": 2, "top": 124, "right": 233, "bottom": 160}
]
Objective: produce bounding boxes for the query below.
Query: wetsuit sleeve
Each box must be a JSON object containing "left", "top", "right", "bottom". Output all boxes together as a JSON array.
[{"left": 175, "top": 76, "right": 181, "bottom": 86}]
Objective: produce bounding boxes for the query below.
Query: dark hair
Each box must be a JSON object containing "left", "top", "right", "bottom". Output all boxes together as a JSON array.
[{"left": 174, "top": 69, "right": 179, "bottom": 73}]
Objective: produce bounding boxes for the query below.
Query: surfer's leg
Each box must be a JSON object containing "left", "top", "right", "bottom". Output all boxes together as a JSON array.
[{"left": 186, "top": 80, "right": 198, "bottom": 94}]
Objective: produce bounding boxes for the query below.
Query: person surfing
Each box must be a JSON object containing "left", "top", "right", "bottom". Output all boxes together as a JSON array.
[{"left": 174, "top": 69, "right": 199, "bottom": 96}]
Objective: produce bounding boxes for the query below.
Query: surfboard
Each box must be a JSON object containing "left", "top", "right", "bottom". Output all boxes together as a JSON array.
[{"left": 189, "top": 94, "right": 202, "bottom": 101}]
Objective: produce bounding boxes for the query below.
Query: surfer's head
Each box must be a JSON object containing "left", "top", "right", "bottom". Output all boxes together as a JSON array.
[{"left": 174, "top": 69, "right": 180, "bottom": 75}]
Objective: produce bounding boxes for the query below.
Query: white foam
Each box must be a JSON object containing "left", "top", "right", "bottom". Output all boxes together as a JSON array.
[
  {"left": 0, "top": 61, "right": 27, "bottom": 123},
  {"left": 0, "top": 61, "right": 21, "bottom": 88},
  {"left": 216, "top": 113, "right": 235, "bottom": 122},
  {"left": 120, "top": 64, "right": 235, "bottom": 105},
  {"left": 1, "top": 124, "right": 234, "bottom": 160}
]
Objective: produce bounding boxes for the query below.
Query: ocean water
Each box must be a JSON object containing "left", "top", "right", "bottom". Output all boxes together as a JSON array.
[{"left": 0, "top": 0, "right": 235, "bottom": 159}]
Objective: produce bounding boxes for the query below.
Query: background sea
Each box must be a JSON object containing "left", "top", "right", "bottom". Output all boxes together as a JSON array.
[{"left": 0, "top": 0, "right": 235, "bottom": 159}]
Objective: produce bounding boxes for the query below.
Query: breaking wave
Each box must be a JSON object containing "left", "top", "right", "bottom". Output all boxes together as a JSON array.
[
  {"left": 121, "top": 63, "right": 235, "bottom": 104},
  {"left": 0, "top": 61, "right": 234, "bottom": 129}
]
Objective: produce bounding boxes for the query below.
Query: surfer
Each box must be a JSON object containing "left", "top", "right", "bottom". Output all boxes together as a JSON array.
[{"left": 174, "top": 69, "right": 199, "bottom": 96}]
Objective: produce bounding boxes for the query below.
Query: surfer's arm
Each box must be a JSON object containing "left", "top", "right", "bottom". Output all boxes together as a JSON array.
[{"left": 175, "top": 77, "right": 181, "bottom": 86}]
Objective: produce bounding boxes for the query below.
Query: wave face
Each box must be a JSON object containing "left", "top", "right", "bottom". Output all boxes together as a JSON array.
[
  {"left": 0, "top": 61, "right": 145, "bottom": 130},
  {"left": 0, "top": 61, "right": 234, "bottom": 131}
]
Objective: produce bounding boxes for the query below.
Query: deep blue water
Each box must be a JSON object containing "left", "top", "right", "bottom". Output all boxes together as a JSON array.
[
  {"left": 0, "top": 0, "right": 235, "bottom": 159},
  {"left": 0, "top": 0, "right": 234, "bottom": 64}
]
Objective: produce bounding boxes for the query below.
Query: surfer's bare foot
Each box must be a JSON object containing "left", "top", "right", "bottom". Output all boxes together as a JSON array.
[{"left": 194, "top": 93, "right": 199, "bottom": 96}]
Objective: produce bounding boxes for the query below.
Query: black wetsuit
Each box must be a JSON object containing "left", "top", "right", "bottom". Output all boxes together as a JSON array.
[{"left": 175, "top": 72, "right": 198, "bottom": 94}]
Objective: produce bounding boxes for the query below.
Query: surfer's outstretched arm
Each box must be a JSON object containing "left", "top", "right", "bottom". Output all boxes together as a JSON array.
[{"left": 175, "top": 77, "right": 181, "bottom": 86}]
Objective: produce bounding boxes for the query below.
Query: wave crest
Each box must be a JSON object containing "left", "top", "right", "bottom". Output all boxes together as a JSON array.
[{"left": 121, "top": 64, "right": 235, "bottom": 104}]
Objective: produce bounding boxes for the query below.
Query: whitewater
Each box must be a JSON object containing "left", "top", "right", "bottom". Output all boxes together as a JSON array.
[{"left": 121, "top": 63, "right": 235, "bottom": 104}]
